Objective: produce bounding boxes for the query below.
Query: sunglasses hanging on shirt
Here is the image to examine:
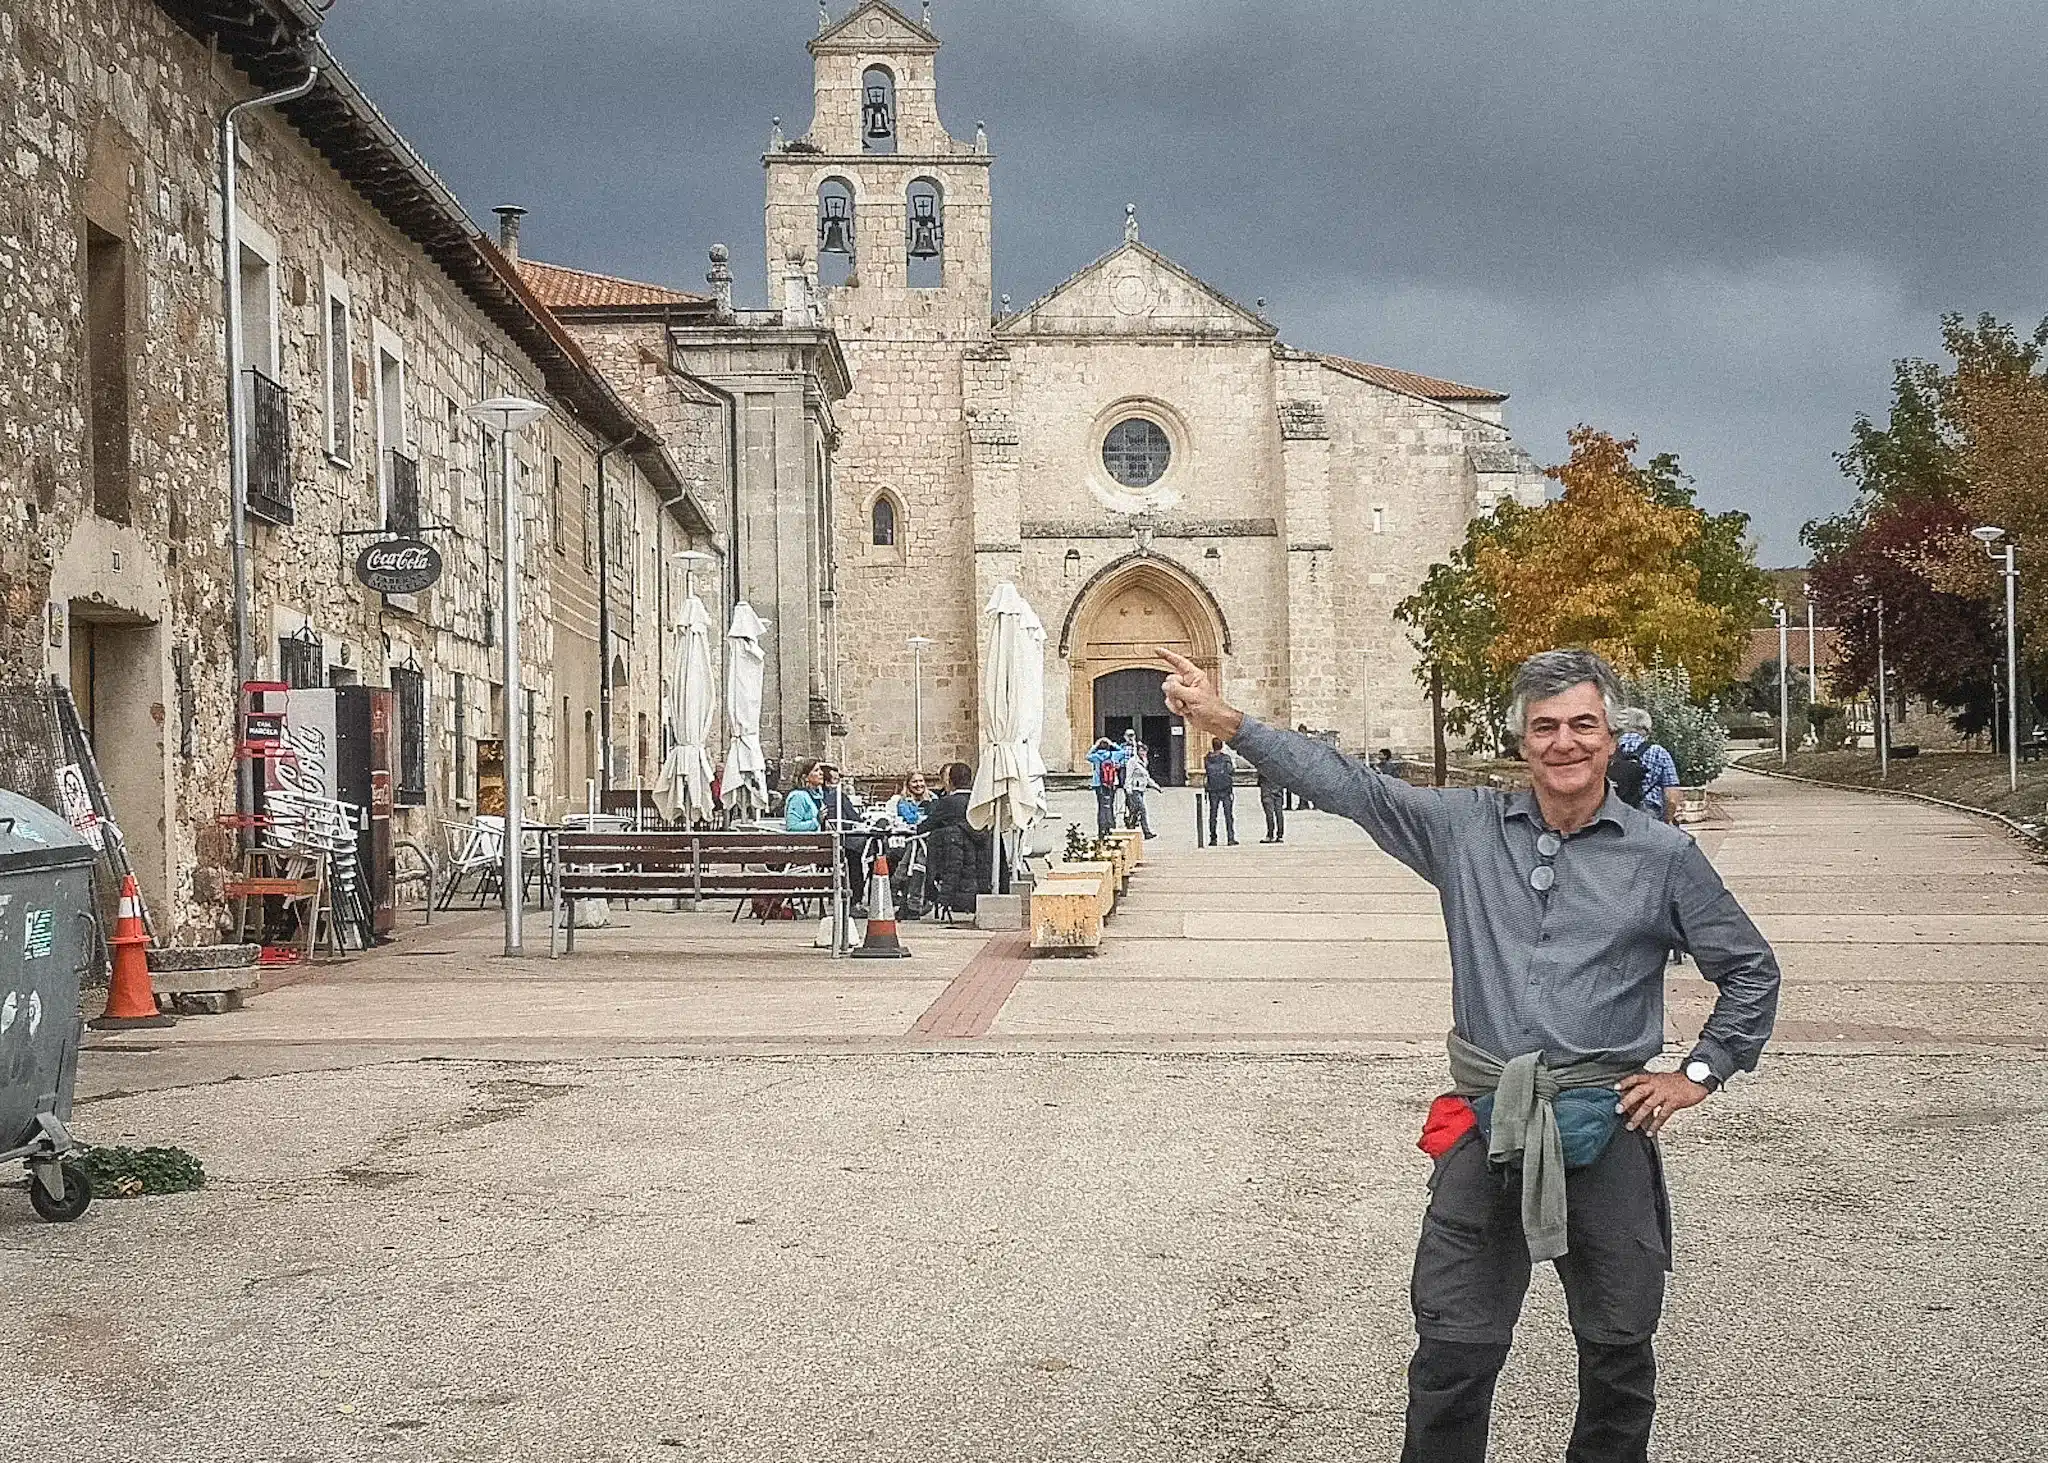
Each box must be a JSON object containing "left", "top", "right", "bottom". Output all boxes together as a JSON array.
[{"left": 1530, "top": 831, "right": 1562, "bottom": 891}]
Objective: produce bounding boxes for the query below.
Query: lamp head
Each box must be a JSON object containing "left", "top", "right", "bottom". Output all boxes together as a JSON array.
[
  {"left": 671, "top": 550, "right": 715, "bottom": 565},
  {"left": 464, "top": 394, "right": 549, "bottom": 432},
  {"left": 1971, "top": 525, "right": 2007, "bottom": 544}
]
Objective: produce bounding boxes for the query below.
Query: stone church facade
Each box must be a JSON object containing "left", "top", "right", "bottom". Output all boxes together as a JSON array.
[{"left": 768, "top": 2, "right": 1546, "bottom": 781}]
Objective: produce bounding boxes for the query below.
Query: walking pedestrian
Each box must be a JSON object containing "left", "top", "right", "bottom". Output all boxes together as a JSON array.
[
  {"left": 1120, "top": 730, "right": 1158, "bottom": 838},
  {"left": 1258, "top": 759, "right": 1286, "bottom": 844},
  {"left": 1087, "top": 736, "right": 1128, "bottom": 838},
  {"left": 1203, "top": 737, "right": 1239, "bottom": 846},
  {"left": 1612, "top": 708, "right": 1682, "bottom": 824},
  {"left": 1160, "top": 645, "right": 1781, "bottom": 1463}
]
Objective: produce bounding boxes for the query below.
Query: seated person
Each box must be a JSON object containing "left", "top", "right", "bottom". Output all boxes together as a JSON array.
[
  {"left": 894, "top": 771, "right": 933, "bottom": 826},
  {"left": 916, "top": 762, "right": 990, "bottom": 919},
  {"left": 783, "top": 760, "right": 825, "bottom": 832}
]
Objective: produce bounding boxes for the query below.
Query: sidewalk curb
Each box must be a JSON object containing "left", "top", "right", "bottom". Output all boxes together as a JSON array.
[{"left": 1731, "top": 757, "right": 2045, "bottom": 849}]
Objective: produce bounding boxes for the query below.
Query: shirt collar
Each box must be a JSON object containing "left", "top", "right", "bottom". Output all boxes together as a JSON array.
[{"left": 1503, "top": 787, "right": 1629, "bottom": 834}]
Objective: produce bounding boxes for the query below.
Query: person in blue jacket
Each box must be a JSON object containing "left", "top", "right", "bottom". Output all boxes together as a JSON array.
[
  {"left": 1087, "top": 736, "right": 1129, "bottom": 837},
  {"left": 783, "top": 760, "right": 825, "bottom": 832}
]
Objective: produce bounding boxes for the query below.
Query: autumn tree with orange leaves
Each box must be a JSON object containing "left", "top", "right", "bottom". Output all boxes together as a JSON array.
[
  {"left": 1398, "top": 428, "right": 1764, "bottom": 765},
  {"left": 1480, "top": 428, "right": 1757, "bottom": 690}
]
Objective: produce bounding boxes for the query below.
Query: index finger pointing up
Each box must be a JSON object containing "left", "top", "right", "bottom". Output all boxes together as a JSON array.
[{"left": 1157, "top": 647, "right": 1200, "bottom": 678}]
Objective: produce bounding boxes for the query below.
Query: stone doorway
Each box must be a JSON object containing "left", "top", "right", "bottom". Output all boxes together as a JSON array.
[
  {"left": 1064, "top": 556, "right": 1224, "bottom": 782},
  {"left": 1094, "top": 666, "right": 1181, "bottom": 786},
  {"left": 66, "top": 604, "right": 169, "bottom": 918}
]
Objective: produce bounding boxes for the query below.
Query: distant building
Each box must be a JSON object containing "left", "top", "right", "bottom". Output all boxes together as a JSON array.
[{"left": 773, "top": 2, "right": 1547, "bottom": 780}]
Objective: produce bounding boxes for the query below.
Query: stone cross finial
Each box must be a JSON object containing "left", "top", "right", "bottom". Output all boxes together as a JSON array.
[
  {"left": 707, "top": 243, "right": 735, "bottom": 321},
  {"left": 1124, "top": 203, "right": 1140, "bottom": 244}
]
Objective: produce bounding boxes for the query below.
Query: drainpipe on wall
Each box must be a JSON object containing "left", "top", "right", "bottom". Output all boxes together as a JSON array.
[
  {"left": 594, "top": 433, "right": 637, "bottom": 796},
  {"left": 222, "top": 57, "right": 320, "bottom": 843}
]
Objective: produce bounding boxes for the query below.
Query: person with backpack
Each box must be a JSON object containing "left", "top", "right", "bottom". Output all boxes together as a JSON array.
[
  {"left": 1087, "top": 736, "right": 1128, "bottom": 837},
  {"left": 1611, "top": 708, "right": 1682, "bottom": 823}
]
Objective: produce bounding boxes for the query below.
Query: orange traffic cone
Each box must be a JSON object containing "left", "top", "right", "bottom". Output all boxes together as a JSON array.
[
  {"left": 90, "top": 874, "right": 175, "bottom": 1030},
  {"left": 850, "top": 849, "right": 912, "bottom": 960}
]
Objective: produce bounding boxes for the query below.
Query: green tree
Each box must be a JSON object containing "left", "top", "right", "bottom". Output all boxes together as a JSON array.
[{"left": 1394, "top": 506, "right": 1523, "bottom": 773}]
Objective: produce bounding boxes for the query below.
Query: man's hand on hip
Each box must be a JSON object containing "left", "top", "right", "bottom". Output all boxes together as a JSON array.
[
  {"left": 1160, "top": 648, "right": 1244, "bottom": 742},
  {"left": 1616, "top": 1070, "right": 1711, "bottom": 1137}
]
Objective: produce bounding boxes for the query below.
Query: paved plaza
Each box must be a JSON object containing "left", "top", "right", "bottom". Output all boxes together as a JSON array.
[{"left": 4, "top": 773, "right": 2045, "bottom": 1460}]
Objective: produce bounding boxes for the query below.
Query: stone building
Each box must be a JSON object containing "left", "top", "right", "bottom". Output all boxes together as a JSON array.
[
  {"left": 515, "top": 240, "right": 851, "bottom": 779},
  {"left": 761, "top": 2, "right": 1547, "bottom": 780},
  {"left": 0, "top": 0, "right": 711, "bottom": 934}
]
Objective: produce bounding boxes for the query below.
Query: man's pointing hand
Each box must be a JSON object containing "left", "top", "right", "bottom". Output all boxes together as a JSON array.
[{"left": 1160, "top": 647, "right": 1244, "bottom": 743}]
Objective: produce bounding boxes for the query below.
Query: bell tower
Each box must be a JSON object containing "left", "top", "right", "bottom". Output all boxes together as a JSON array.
[{"left": 764, "top": 0, "right": 993, "bottom": 327}]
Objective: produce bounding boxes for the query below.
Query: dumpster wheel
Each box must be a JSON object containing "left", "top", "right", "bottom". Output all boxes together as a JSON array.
[{"left": 27, "top": 1161, "right": 93, "bottom": 1223}]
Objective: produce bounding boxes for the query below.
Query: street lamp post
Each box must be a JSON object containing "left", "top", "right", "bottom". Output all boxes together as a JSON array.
[
  {"left": 1973, "top": 526, "right": 2021, "bottom": 793},
  {"left": 907, "top": 635, "right": 934, "bottom": 772},
  {"left": 1875, "top": 594, "right": 1889, "bottom": 780},
  {"left": 464, "top": 395, "right": 550, "bottom": 956},
  {"left": 1767, "top": 599, "right": 1790, "bottom": 765}
]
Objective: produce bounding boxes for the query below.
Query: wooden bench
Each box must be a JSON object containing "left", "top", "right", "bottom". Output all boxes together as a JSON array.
[{"left": 550, "top": 830, "right": 848, "bottom": 957}]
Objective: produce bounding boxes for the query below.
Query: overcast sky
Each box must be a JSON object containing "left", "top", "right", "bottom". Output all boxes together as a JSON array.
[{"left": 322, "top": 0, "right": 2048, "bottom": 564}]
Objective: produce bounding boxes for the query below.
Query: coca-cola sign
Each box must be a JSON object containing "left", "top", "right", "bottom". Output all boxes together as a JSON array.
[{"left": 354, "top": 537, "right": 443, "bottom": 595}]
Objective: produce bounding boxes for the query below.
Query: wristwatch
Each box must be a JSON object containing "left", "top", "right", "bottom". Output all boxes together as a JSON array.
[{"left": 1683, "top": 1059, "right": 1721, "bottom": 1093}]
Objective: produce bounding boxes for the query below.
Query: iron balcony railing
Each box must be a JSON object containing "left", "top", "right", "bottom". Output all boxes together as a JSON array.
[
  {"left": 244, "top": 368, "right": 294, "bottom": 525},
  {"left": 385, "top": 448, "right": 420, "bottom": 535}
]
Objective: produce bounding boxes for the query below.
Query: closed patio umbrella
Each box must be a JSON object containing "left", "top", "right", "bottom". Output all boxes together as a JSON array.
[
  {"left": 721, "top": 601, "right": 770, "bottom": 817},
  {"left": 655, "top": 594, "right": 717, "bottom": 824},
  {"left": 968, "top": 583, "right": 1047, "bottom": 886}
]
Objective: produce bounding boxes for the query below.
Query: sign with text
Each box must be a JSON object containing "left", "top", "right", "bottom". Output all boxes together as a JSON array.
[{"left": 353, "top": 537, "right": 443, "bottom": 595}]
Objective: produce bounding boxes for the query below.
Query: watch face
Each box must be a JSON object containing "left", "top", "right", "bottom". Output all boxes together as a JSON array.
[{"left": 1686, "top": 1061, "right": 1712, "bottom": 1083}]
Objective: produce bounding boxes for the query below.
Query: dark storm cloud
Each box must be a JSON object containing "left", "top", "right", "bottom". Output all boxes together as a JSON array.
[{"left": 321, "top": 0, "right": 2048, "bottom": 561}]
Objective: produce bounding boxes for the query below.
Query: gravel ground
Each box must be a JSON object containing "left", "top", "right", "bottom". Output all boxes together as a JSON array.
[{"left": 4, "top": 1050, "right": 2043, "bottom": 1462}]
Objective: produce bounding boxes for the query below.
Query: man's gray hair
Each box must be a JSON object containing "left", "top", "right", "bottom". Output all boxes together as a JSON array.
[
  {"left": 1615, "top": 705, "right": 1653, "bottom": 735},
  {"left": 1509, "top": 650, "right": 1625, "bottom": 734}
]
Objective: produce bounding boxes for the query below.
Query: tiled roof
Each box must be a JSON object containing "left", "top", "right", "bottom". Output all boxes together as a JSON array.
[
  {"left": 515, "top": 258, "right": 707, "bottom": 311},
  {"left": 1318, "top": 353, "right": 1508, "bottom": 402},
  {"left": 1739, "top": 625, "right": 1844, "bottom": 679}
]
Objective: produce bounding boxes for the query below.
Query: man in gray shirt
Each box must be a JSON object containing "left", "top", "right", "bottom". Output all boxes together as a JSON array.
[{"left": 1160, "top": 646, "right": 1780, "bottom": 1463}]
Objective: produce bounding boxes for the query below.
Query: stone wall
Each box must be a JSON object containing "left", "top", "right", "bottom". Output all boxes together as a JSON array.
[{"left": 0, "top": 0, "right": 674, "bottom": 935}]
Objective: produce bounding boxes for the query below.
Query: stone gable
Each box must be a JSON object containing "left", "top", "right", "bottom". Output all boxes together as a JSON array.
[{"left": 997, "top": 244, "right": 1276, "bottom": 341}]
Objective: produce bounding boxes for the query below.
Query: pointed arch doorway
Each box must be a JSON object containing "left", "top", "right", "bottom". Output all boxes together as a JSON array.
[{"left": 1064, "top": 556, "right": 1226, "bottom": 786}]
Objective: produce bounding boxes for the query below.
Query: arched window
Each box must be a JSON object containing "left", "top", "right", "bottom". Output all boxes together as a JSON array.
[
  {"left": 906, "top": 177, "right": 944, "bottom": 289},
  {"left": 817, "top": 178, "right": 855, "bottom": 289},
  {"left": 871, "top": 492, "right": 899, "bottom": 548},
  {"left": 861, "top": 66, "right": 897, "bottom": 154}
]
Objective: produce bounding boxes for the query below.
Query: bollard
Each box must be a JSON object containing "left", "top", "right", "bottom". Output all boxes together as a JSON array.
[{"left": 1194, "top": 790, "right": 1207, "bottom": 847}]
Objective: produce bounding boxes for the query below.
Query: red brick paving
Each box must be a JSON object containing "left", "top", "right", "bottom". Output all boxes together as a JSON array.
[{"left": 910, "top": 931, "right": 1034, "bottom": 1038}]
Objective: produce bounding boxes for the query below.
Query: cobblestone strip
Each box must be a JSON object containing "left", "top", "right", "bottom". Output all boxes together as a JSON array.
[{"left": 909, "top": 931, "right": 1035, "bottom": 1039}]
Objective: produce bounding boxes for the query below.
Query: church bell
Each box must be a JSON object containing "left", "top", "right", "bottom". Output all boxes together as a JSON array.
[
  {"left": 907, "top": 194, "right": 943, "bottom": 260},
  {"left": 863, "top": 85, "right": 894, "bottom": 140},
  {"left": 819, "top": 194, "right": 853, "bottom": 256}
]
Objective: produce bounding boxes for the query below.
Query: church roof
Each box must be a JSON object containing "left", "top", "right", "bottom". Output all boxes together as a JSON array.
[
  {"left": 515, "top": 258, "right": 708, "bottom": 311},
  {"left": 1317, "top": 353, "right": 1508, "bottom": 403}
]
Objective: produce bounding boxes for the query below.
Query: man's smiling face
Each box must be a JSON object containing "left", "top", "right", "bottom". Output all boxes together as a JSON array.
[{"left": 1521, "top": 681, "right": 1616, "bottom": 806}]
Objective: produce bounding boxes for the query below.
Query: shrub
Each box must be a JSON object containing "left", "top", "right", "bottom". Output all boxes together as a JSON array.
[
  {"left": 1807, "top": 703, "right": 1846, "bottom": 751},
  {"left": 1623, "top": 665, "right": 1731, "bottom": 786}
]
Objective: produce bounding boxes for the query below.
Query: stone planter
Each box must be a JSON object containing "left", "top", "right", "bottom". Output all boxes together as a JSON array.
[{"left": 1671, "top": 787, "right": 1710, "bottom": 825}]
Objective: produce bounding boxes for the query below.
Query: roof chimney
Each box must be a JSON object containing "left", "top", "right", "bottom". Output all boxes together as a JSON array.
[{"left": 493, "top": 205, "right": 527, "bottom": 261}]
